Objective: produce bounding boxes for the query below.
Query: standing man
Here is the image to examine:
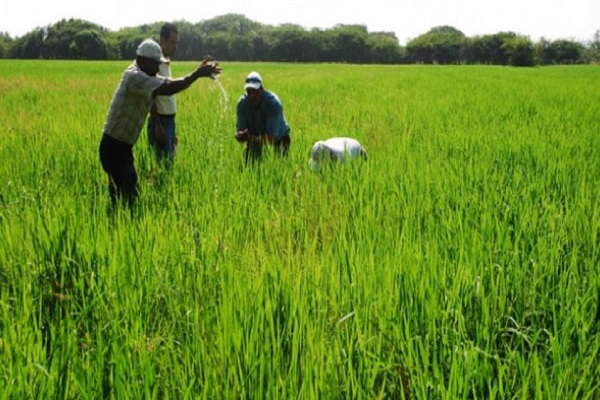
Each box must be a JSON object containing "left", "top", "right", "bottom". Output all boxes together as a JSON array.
[
  {"left": 234, "top": 71, "right": 291, "bottom": 163},
  {"left": 147, "top": 23, "right": 179, "bottom": 162},
  {"left": 99, "top": 38, "right": 221, "bottom": 208}
]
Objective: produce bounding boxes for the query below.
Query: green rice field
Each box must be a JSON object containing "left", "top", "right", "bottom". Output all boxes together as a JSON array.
[{"left": 0, "top": 60, "right": 599, "bottom": 398}]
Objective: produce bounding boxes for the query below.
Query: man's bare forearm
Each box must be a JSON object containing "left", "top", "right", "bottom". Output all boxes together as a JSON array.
[
  {"left": 154, "top": 71, "right": 201, "bottom": 97},
  {"left": 153, "top": 60, "right": 220, "bottom": 97}
]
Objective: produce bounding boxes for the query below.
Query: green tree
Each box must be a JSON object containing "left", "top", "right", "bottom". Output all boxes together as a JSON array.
[
  {"left": 103, "top": 36, "right": 122, "bottom": 60},
  {"left": 204, "top": 31, "right": 231, "bottom": 60},
  {"left": 406, "top": 26, "right": 466, "bottom": 64},
  {"left": 195, "top": 14, "right": 262, "bottom": 61},
  {"left": 469, "top": 32, "right": 517, "bottom": 65},
  {"left": 107, "top": 26, "right": 149, "bottom": 60},
  {"left": 9, "top": 28, "right": 45, "bottom": 58},
  {"left": 250, "top": 29, "right": 274, "bottom": 61},
  {"left": 174, "top": 22, "right": 206, "bottom": 60},
  {"left": 227, "top": 34, "right": 254, "bottom": 61},
  {"left": 42, "top": 19, "right": 108, "bottom": 59},
  {"left": 538, "top": 39, "right": 583, "bottom": 64},
  {"left": 536, "top": 38, "right": 555, "bottom": 64},
  {"left": 553, "top": 40, "right": 583, "bottom": 64},
  {"left": 503, "top": 36, "right": 536, "bottom": 66},
  {"left": 369, "top": 32, "right": 403, "bottom": 64},
  {"left": 582, "top": 29, "right": 600, "bottom": 64},
  {"left": 270, "top": 24, "right": 314, "bottom": 62},
  {"left": 69, "top": 30, "right": 108, "bottom": 59},
  {"left": 199, "top": 13, "right": 259, "bottom": 36},
  {"left": 312, "top": 28, "right": 336, "bottom": 61},
  {"left": 329, "top": 25, "right": 371, "bottom": 63},
  {"left": 0, "top": 32, "right": 13, "bottom": 58}
]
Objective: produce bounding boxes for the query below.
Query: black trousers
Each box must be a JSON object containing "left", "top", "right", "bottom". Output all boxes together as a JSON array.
[{"left": 99, "top": 134, "right": 138, "bottom": 208}]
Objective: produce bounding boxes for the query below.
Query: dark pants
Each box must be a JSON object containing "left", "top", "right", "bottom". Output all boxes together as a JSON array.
[
  {"left": 99, "top": 134, "right": 138, "bottom": 208},
  {"left": 244, "top": 135, "right": 291, "bottom": 163}
]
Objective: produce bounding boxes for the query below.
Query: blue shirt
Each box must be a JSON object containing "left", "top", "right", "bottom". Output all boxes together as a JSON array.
[{"left": 236, "top": 90, "right": 290, "bottom": 140}]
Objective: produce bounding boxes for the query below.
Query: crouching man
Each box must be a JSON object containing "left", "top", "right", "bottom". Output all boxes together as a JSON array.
[
  {"left": 235, "top": 71, "right": 291, "bottom": 163},
  {"left": 308, "top": 137, "right": 367, "bottom": 171}
]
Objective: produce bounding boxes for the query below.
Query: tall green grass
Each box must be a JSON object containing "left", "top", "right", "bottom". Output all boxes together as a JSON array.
[{"left": 1, "top": 60, "right": 599, "bottom": 398}]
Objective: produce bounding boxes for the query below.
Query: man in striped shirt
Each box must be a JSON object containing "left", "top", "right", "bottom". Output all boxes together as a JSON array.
[{"left": 99, "top": 38, "right": 220, "bottom": 208}]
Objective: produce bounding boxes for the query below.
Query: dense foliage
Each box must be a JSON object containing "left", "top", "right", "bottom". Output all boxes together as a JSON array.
[{"left": 2, "top": 15, "right": 600, "bottom": 65}]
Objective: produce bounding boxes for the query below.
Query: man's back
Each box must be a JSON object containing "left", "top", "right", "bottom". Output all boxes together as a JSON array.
[
  {"left": 103, "top": 63, "right": 166, "bottom": 145},
  {"left": 308, "top": 137, "right": 367, "bottom": 171},
  {"left": 322, "top": 137, "right": 365, "bottom": 162}
]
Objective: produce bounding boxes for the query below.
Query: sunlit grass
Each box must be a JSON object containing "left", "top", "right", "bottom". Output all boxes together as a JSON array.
[{"left": 0, "top": 60, "right": 599, "bottom": 398}]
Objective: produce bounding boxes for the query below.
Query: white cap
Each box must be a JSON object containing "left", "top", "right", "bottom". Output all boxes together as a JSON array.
[
  {"left": 136, "top": 39, "right": 166, "bottom": 63},
  {"left": 244, "top": 71, "right": 263, "bottom": 90}
]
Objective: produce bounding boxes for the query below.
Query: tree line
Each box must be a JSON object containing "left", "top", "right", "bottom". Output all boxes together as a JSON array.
[{"left": 1, "top": 14, "right": 599, "bottom": 66}]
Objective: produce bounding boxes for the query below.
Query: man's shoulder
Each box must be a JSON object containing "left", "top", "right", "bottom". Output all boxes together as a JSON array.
[
  {"left": 122, "top": 63, "right": 147, "bottom": 81},
  {"left": 125, "top": 64, "right": 166, "bottom": 88},
  {"left": 237, "top": 94, "right": 250, "bottom": 107},
  {"left": 263, "top": 91, "right": 283, "bottom": 111},
  {"left": 120, "top": 63, "right": 137, "bottom": 77},
  {"left": 263, "top": 90, "right": 281, "bottom": 103}
]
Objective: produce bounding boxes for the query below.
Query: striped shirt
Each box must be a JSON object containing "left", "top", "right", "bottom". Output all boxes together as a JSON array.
[{"left": 102, "top": 62, "right": 167, "bottom": 145}]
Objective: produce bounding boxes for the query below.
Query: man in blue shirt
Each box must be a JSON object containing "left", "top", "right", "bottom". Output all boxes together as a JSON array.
[{"left": 235, "top": 71, "right": 291, "bottom": 162}]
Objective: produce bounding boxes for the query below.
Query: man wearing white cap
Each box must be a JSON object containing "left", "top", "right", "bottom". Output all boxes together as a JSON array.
[
  {"left": 235, "top": 71, "right": 291, "bottom": 162},
  {"left": 308, "top": 137, "right": 368, "bottom": 171},
  {"left": 99, "top": 38, "right": 221, "bottom": 209}
]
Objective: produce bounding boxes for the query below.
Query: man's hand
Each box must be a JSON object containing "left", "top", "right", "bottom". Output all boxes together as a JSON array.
[
  {"left": 235, "top": 129, "right": 249, "bottom": 143},
  {"left": 196, "top": 57, "right": 222, "bottom": 78}
]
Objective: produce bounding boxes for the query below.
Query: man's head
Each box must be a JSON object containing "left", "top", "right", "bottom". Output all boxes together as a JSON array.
[
  {"left": 136, "top": 38, "right": 165, "bottom": 76},
  {"left": 308, "top": 141, "right": 334, "bottom": 171},
  {"left": 244, "top": 71, "right": 264, "bottom": 107},
  {"left": 159, "top": 23, "right": 179, "bottom": 58}
]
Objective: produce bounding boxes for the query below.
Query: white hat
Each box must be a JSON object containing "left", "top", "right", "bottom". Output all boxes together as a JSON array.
[
  {"left": 136, "top": 39, "right": 166, "bottom": 63},
  {"left": 244, "top": 71, "right": 263, "bottom": 90}
]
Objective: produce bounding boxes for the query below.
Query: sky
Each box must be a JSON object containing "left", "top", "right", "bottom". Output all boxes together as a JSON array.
[{"left": 1, "top": 0, "right": 598, "bottom": 45}]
